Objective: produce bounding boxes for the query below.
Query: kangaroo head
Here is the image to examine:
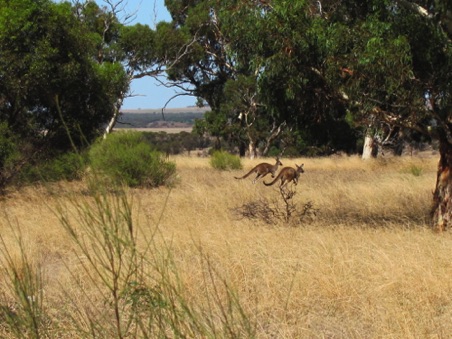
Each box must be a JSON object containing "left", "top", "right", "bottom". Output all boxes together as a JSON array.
[
  {"left": 296, "top": 164, "right": 305, "bottom": 173},
  {"left": 276, "top": 157, "right": 283, "bottom": 166}
]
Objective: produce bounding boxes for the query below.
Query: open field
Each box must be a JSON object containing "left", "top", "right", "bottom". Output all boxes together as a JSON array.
[
  {"left": 1, "top": 154, "right": 452, "bottom": 338},
  {"left": 120, "top": 107, "right": 210, "bottom": 114},
  {"left": 115, "top": 127, "right": 193, "bottom": 134},
  {"left": 115, "top": 107, "right": 208, "bottom": 130}
]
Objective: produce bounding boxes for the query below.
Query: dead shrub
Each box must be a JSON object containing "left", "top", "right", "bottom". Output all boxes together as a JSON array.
[{"left": 232, "top": 186, "right": 318, "bottom": 225}]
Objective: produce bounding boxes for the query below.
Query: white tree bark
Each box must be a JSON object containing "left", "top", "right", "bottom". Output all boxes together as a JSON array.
[
  {"left": 362, "top": 135, "right": 377, "bottom": 160},
  {"left": 103, "top": 97, "right": 124, "bottom": 139},
  {"left": 248, "top": 139, "right": 257, "bottom": 159}
]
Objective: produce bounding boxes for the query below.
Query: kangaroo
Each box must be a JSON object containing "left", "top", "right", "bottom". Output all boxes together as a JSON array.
[
  {"left": 234, "top": 157, "right": 283, "bottom": 184},
  {"left": 264, "top": 164, "right": 304, "bottom": 188}
]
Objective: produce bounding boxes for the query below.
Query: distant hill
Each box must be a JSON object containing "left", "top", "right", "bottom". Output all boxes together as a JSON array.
[{"left": 116, "top": 107, "right": 209, "bottom": 129}]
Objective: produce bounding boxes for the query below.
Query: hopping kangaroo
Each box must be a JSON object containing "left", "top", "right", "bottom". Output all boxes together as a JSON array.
[
  {"left": 234, "top": 157, "right": 283, "bottom": 184},
  {"left": 264, "top": 164, "right": 304, "bottom": 188}
]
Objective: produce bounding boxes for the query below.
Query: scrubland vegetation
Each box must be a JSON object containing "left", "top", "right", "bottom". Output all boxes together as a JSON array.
[{"left": 1, "top": 154, "right": 451, "bottom": 338}]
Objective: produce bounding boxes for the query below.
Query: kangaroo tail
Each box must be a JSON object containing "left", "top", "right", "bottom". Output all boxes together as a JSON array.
[
  {"left": 264, "top": 172, "right": 281, "bottom": 186},
  {"left": 264, "top": 178, "right": 276, "bottom": 186},
  {"left": 234, "top": 173, "right": 249, "bottom": 180},
  {"left": 235, "top": 167, "right": 256, "bottom": 180}
]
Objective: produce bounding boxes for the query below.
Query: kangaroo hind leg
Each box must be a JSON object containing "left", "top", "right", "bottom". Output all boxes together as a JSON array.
[{"left": 252, "top": 173, "right": 262, "bottom": 184}]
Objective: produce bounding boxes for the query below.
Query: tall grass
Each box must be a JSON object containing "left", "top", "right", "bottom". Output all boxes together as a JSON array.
[{"left": 1, "top": 154, "right": 452, "bottom": 338}]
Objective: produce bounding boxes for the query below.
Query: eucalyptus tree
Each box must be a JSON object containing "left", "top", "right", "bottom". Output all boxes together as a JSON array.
[
  {"left": 163, "top": 0, "right": 357, "bottom": 157},
  {"left": 0, "top": 0, "right": 127, "bottom": 149},
  {"left": 163, "top": 0, "right": 452, "bottom": 229},
  {"left": 255, "top": 1, "right": 358, "bottom": 155},
  {"left": 273, "top": 0, "right": 451, "bottom": 229},
  {"left": 319, "top": 0, "right": 451, "bottom": 229},
  {"left": 163, "top": 0, "right": 294, "bottom": 158},
  {"left": 70, "top": 0, "right": 165, "bottom": 136}
]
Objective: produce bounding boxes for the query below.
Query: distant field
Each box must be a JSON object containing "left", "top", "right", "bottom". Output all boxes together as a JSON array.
[
  {"left": 120, "top": 107, "right": 210, "bottom": 114},
  {"left": 115, "top": 107, "right": 209, "bottom": 131},
  {"left": 117, "top": 127, "right": 193, "bottom": 134}
]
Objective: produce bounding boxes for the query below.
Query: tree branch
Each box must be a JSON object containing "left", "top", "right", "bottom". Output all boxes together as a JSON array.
[
  {"left": 396, "top": 0, "right": 452, "bottom": 39},
  {"left": 160, "top": 93, "right": 196, "bottom": 120}
]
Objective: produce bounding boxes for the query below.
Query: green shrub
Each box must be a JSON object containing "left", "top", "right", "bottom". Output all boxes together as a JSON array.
[
  {"left": 1, "top": 122, "right": 88, "bottom": 186},
  {"left": 89, "top": 131, "right": 176, "bottom": 188},
  {"left": 0, "top": 122, "right": 18, "bottom": 169},
  {"left": 0, "top": 123, "right": 20, "bottom": 188},
  {"left": 210, "top": 150, "right": 242, "bottom": 170},
  {"left": 409, "top": 165, "right": 423, "bottom": 177},
  {"left": 283, "top": 146, "right": 301, "bottom": 158},
  {"left": 267, "top": 146, "right": 282, "bottom": 158},
  {"left": 19, "top": 152, "right": 87, "bottom": 183}
]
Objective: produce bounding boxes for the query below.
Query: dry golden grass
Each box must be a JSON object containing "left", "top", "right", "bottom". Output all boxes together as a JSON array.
[{"left": 1, "top": 154, "right": 452, "bottom": 338}]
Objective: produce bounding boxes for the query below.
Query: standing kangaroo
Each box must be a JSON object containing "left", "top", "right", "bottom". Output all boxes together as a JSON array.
[
  {"left": 234, "top": 157, "right": 283, "bottom": 184},
  {"left": 264, "top": 164, "right": 304, "bottom": 188}
]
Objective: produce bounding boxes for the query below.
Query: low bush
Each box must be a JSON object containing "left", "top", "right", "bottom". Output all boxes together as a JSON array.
[
  {"left": 89, "top": 131, "right": 176, "bottom": 188},
  {"left": 0, "top": 122, "right": 18, "bottom": 169},
  {"left": 210, "top": 150, "right": 242, "bottom": 170},
  {"left": 0, "top": 122, "right": 19, "bottom": 188},
  {"left": 15, "top": 151, "right": 87, "bottom": 184},
  {"left": 409, "top": 165, "right": 423, "bottom": 177}
]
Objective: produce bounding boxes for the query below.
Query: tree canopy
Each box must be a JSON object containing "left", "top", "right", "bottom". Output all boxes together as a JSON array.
[
  {"left": 162, "top": 0, "right": 450, "bottom": 158},
  {"left": 0, "top": 0, "right": 128, "bottom": 149},
  {"left": 0, "top": 0, "right": 162, "bottom": 186}
]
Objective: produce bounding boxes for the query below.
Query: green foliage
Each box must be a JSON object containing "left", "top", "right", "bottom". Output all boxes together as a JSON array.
[
  {"left": 0, "top": 0, "right": 127, "bottom": 150},
  {"left": 210, "top": 151, "right": 242, "bottom": 171},
  {"left": 118, "top": 24, "right": 157, "bottom": 70},
  {"left": 18, "top": 152, "right": 87, "bottom": 184},
  {"left": 161, "top": 0, "right": 450, "bottom": 158},
  {"left": 0, "top": 122, "right": 18, "bottom": 169},
  {"left": 89, "top": 132, "right": 176, "bottom": 188},
  {"left": 141, "top": 131, "right": 211, "bottom": 155},
  {"left": 267, "top": 146, "right": 282, "bottom": 158},
  {"left": 408, "top": 165, "right": 423, "bottom": 177},
  {"left": 96, "top": 62, "right": 129, "bottom": 103},
  {"left": 0, "top": 123, "right": 21, "bottom": 189},
  {"left": 0, "top": 0, "right": 163, "bottom": 191}
]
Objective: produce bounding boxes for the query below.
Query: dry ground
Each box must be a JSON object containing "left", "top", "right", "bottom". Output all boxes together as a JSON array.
[{"left": 1, "top": 154, "right": 452, "bottom": 338}]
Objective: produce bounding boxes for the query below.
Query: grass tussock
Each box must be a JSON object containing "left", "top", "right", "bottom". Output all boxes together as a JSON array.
[{"left": 1, "top": 154, "right": 452, "bottom": 338}]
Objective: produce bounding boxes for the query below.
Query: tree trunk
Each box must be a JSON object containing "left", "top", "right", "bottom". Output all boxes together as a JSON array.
[
  {"left": 103, "top": 107, "right": 119, "bottom": 139},
  {"left": 362, "top": 135, "right": 378, "bottom": 159},
  {"left": 239, "top": 142, "right": 246, "bottom": 157},
  {"left": 431, "top": 137, "right": 452, "bottom": 231},
  {"left": 261, "top": 121, "right": 287, "bottom": 156},
  {"left": 103, "top": 97, "right": 124, "bottom": 139},
  {"left": 248, "top": 139, "right": 257, "bottom": 159},
  {"left": 246, "top": 128, "right": 258, "bottom": 159}
]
